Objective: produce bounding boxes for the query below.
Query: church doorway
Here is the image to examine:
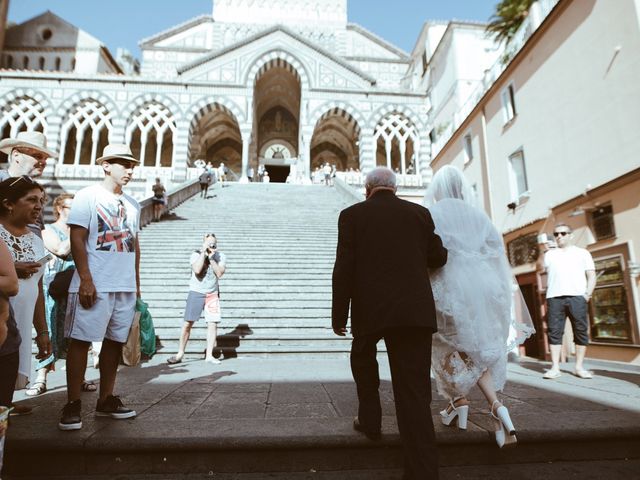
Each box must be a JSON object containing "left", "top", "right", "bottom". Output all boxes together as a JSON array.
[
  {"left": 311, "top": 108, "right": 361, "bottom": 178},
  {"left": 188, "top": 103, "right": 242, "bottom": 179},
  {"left": 265, "top": 165, "right": 290, "bottom": 183},
  {"left": 252, "top": 59, "right": 301, "bottom": 177}
]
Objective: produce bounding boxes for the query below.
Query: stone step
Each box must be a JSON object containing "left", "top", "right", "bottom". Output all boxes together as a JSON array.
[{"left": 140, "top": 292, "right": 332, "bottom": 300}]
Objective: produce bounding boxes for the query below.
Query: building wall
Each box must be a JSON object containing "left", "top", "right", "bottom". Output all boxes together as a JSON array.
[{"left": 483, "top": 0, "right": 640, "bottom": 231}]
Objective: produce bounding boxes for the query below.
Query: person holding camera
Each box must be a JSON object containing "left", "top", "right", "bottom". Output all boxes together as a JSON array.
[{"left": 168, "top": 233, "right": 226, "bottom": 365}]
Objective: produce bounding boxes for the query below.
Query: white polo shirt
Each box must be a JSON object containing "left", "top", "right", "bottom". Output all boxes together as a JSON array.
[{"left": 544, "top": 246, "right": 595, "bottom": 299}]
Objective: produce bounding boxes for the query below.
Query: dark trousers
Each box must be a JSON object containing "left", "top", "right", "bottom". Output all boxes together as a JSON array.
[
  {"left": 351, "top": 327, "right": 438, "bottom": 480},
  {"left": 0, "top": 352, "right": 19, "bottom": 407},
  {"left": 200, "top": 183, "right": 209, "bottom": 197},
  {"left": 547, "top": 296, "right": 590, "bottom": 346}
]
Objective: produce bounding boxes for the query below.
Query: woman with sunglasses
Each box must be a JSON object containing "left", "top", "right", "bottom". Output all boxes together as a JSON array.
[
  {"left": 423, "top": 166, "right": 535, "bottom": 448},
  {"left": 0, "top": 176, "right": 51, "bottom": 407}
]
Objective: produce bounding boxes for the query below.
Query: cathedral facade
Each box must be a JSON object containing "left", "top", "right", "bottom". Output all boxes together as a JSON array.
[{"left": 0, "top": 0, "right": 430, "bottom": 189}]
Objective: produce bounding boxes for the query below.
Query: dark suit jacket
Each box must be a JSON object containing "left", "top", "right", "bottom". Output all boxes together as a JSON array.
[{"left": 332, "top": 190, "right": 447, "bottom": 337}]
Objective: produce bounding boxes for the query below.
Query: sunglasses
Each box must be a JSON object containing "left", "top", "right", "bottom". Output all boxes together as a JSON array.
[
  {"left": 553, "top": 231, "right": 570, "bottom": 237},
  {"left": 8, "top": 175, "right": 36, "bottom": 187}
]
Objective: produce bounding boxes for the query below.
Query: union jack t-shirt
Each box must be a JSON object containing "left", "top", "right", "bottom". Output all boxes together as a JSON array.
[{"left": 67, "top": 184, "right": 140, "bottom": 293}]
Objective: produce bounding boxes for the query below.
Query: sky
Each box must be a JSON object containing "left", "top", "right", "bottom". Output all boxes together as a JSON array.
[{"left": 8, "top": 1, "right": 497, "bottom": 56}]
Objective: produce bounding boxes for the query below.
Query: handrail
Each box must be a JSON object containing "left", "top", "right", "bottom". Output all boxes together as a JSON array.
[
  {"left": 334, "top": 177, "right": 364, "bottom": 206},
  {"left": 139, "top": 179, "right": 201, "bottom": 228}
]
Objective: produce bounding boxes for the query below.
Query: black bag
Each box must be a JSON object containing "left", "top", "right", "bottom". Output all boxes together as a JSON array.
[{"left": 48, "top": 268, "right": 75, "bottom": 300}]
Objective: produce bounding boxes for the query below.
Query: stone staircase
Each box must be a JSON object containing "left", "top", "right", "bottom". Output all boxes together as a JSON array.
[{"left": 139, "top": 183, "right": 353, "bottom": 357}]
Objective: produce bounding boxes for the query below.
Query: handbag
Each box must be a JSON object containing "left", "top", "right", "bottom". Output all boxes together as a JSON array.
[
  {"left": 121, "top": 310, "right": 141, "bottom": 366},
  {"left": 48, "top": 268, "right": 75, "bottom": 300}
]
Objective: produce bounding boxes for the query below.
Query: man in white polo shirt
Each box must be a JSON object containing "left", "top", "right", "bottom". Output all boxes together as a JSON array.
[
  {"left": 542, "top": 223, "right": 596, "bottom": 380},
  {"left": 59, "top": 144, "right": 141, "bottom": 431}
]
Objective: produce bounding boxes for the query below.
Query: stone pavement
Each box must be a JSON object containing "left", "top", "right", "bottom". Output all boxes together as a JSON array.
[{"left": 4, "top": 355, "right": 640, "bottom": 478}]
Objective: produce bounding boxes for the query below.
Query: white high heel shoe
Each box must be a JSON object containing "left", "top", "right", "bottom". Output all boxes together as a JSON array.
[
  {"left": 440, "top": 398, "right": 469, "bottom": 430},
  {"left": 491, "top": 400, "right": 517, "bottom": 448}
]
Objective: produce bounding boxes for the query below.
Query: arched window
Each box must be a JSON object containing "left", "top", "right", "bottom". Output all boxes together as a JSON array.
[
  {"left": 374, "top": 112, "right": 419, "bottom": 175},
  {"left": 55, "top": 57, "right": 61, "bottom": 71},
  {"left": 71, "top": 57, "right": 76, "bottom": 71},
  {"left": 59, "top": 99, "right": 112, "bottom": 165},
  {"left": 6, "top": 55, "right": 13, "bottom": 69},
  {"left": 0, "top": 95, "right": 47, "bottom": 162},
  {"left": 22, "top": 56, "right": 29, "bottom": 69},
  {"left": 38, "top": 56, "right": 45, "bottom": 70},
  {"left": 126, "top": 101, "right": 176, "bottom": 168}
]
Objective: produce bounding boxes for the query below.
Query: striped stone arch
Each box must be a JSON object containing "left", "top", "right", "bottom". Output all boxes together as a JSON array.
[
  {"left": 309, "top": 102, "right": 365, "bottom": 139},
  {"left": 366, "top": 103, "right": 426, "bottom": 134},
  {"left": 244, "top": 50, "right": 311, "bottom": 90},
  {"left": 187, "top": 97, "right": 245, "bottom": 161},
  {"left": 0, "top": 89, "right": 52, "bottom": 137},
  {"left": 121, "top": 93, "right": 183, "bottom": 124},
  {"left": 56, "top": 90, "right": 118, "bottom": 119}
]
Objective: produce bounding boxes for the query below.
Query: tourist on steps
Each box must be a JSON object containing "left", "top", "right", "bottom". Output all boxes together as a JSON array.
[{"left": 168, "top": 233, "right": 226, "bottom": 365}]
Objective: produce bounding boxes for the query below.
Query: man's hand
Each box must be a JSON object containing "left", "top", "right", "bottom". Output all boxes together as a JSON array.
[
  {"left": 333, "top": 327, "right": 348, "bottom": 337},
  {"left": 78, "top": 277, "right": 97, "bottom": 309},
  {"left": 35, "top": 333, "right": 52, "bottom": 360},
  {"left": 583, "top": 294, "right": 592, "bottom": 302},
  {"left": 14, "top": 261, "right": 40, "bottom": 279}
]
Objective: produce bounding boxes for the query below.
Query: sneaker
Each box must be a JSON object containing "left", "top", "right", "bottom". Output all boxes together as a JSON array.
[
  {"left": 58, "top": 400, "right": 82, "bottom": 431},
  {"left": 96, "top": 395, "right": 136, "bottom": 419}
]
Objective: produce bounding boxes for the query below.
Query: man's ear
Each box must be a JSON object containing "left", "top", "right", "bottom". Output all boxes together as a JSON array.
[{"left": 101, "top": 160, "right": 111, "bottom": 175}]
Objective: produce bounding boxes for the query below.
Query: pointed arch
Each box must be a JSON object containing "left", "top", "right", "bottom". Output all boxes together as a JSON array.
[
  {"left": 58, "top": 98, "right": 113, "bottom": 166},
  {"left": 121, "top": 93, "right": 183, "bottom": 125},
  {"left": 126, "top": 101, "right": 177, "bottom": 168},
  {"left": 244, "top": 49, "right": 311, "bottom": 90},
  {"left": 0, "top": 94, "right": 48, "bottom": 138}
]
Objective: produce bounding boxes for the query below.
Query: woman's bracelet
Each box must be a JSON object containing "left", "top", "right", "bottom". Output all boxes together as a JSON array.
[{"left": 36, "top": 331, "right": 50, "bottom": 337}]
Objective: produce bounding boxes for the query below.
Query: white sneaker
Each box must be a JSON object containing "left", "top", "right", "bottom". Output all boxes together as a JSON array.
[{"left": 205, "top": 357, "right": 221, "bottom": 364}]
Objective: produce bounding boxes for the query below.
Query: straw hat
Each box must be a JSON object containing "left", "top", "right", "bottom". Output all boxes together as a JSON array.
[
  {"left": 0, "top": 131, "right": 58, "bottom": 157},
  {"left": 95, "top": 144, "right": 140, "bottom": 164}
]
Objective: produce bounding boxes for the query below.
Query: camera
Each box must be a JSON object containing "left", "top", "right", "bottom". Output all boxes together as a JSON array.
[{"left": 208, "top": 243, "right": 217, "bottom": 249}]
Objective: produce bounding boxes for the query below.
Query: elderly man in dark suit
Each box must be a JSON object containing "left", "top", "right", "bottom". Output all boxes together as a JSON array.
[{"left": 332, "top": 167, "right": 447, "bottom": 479}]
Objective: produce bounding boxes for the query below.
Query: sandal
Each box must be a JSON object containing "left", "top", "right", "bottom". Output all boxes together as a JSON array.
[
  {"left": 25, "top": 381, "right": 47, "bottom": 397},
  {"left": 167, "top": 356, "right": 183, "bottom": 365},
  {"left": 81, "top": 380, "right": 97, "bottom": 392}
]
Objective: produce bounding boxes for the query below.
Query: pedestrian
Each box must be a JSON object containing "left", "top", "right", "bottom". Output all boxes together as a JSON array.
[
  {"left": 199, "top": 168, "right": 212, "bottom": 199},
  {"left": 541, "top": 223, "right": 596, "bottom": 380},
  {"left": 167, "top": 233, "right": 226, "bottom": 365},
  {"left": 263, "top": 170, "right": 270, "bottom": 183},
  {"left": 0, "top": 131, "right": 56, "bottom": 234},
  {"left": 257, "top": 164, "right": 265, "bottom": 183},
  {"left": 332, "top": 167, "right": 447, "bottom": 479},
  {"left": 424, "top": 165, "right": 535, "bottom": 448},
  {"left": 151, "top": 177, "right": 166, "bottom": 221},
  {"left": 323, "top": 162, "right": 331, "bottom": 186},
  {"left": 0, "top": 176, "right": 52, "bottom": 416},
  {"left": 59, "top": 144, "right": 141, "bottom": 431},
  {"left": 247, "top": 166, "right": 254, "bottom": 182},
  {"left": 0, "top": 236, "right": 20, "bottom": 409}
]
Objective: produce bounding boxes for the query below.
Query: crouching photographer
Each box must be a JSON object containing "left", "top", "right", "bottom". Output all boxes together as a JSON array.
[{"left": 167, "top": 233, "right": 226, "bottom": 365}]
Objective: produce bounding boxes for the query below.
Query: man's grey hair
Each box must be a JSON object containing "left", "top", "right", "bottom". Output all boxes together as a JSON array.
[{"left": 365, "top": 167, "right": 397, "bottom": 189}]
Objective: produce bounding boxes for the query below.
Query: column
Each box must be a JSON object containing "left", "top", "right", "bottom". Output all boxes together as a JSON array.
[
  {"left": 300, "top": 127, "right": 313, "bottom": 184},
  {"left": 44, "top": 113, "right": 62, "bottom": 178},
  {"left": 385, "top": 137, "right": 392, "bottom": 169},
  {"left": 239, "top": 126, "right": 252, "bottom": 183},
  {"left": 171, "top": 118, "right": 191, "bottom": 183},
  {"left": 399, "top": 138, "right": 407, "bottom": 175}
]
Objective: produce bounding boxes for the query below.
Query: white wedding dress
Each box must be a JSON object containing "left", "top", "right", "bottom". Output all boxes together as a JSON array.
[{"left": 425, "top": 167, "right": 535, "bottom": 399}]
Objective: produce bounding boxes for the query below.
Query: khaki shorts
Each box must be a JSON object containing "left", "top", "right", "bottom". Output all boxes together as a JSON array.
[{"left": 65, "top": 292, "right": 137, "bottom": 343}]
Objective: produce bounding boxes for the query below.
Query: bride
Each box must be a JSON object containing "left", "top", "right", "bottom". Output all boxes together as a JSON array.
[{"left": 424, "top": 165, "right": 535, "bottom": 448}]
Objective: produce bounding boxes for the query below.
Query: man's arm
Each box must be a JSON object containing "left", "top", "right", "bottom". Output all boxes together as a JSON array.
[
  {"left": 0, "top": 239, "right": 18, "bottom": 297},
  {"left": 425, "top": 210, "right": 447, "bottom": 268},
  {"left": 332, "top": 210, "right": 355, "bottom": 336},
  {"left": 209, "top": 255, "right": 226, "bottom": 279},
  {"left": 70, "top": 225, "right": 96, "bottom": 309},
  {"left": 135, "top": 236, "right": 141, "bottom": 298},
  {"left": 584, "top": 269, "right": 596, "bottom": 301}
]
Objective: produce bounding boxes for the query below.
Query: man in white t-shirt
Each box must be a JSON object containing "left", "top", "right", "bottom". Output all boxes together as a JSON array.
[
  {"left": 541, "top": 224, "right": 596, "bottom": 380},
  {"left": 167, "top": 233, "right": 226, "bottom": 365},
  {"left": 59, "top": 144, "right": 141, "bottom": 431}
]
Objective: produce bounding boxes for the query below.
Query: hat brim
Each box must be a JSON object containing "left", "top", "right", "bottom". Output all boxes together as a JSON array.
[
  {"left": 0, "top": 139, "right": 58, "bottom": 158},
  {"left": 96, "top": 154, "right": 141, "bottom": 164}
]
